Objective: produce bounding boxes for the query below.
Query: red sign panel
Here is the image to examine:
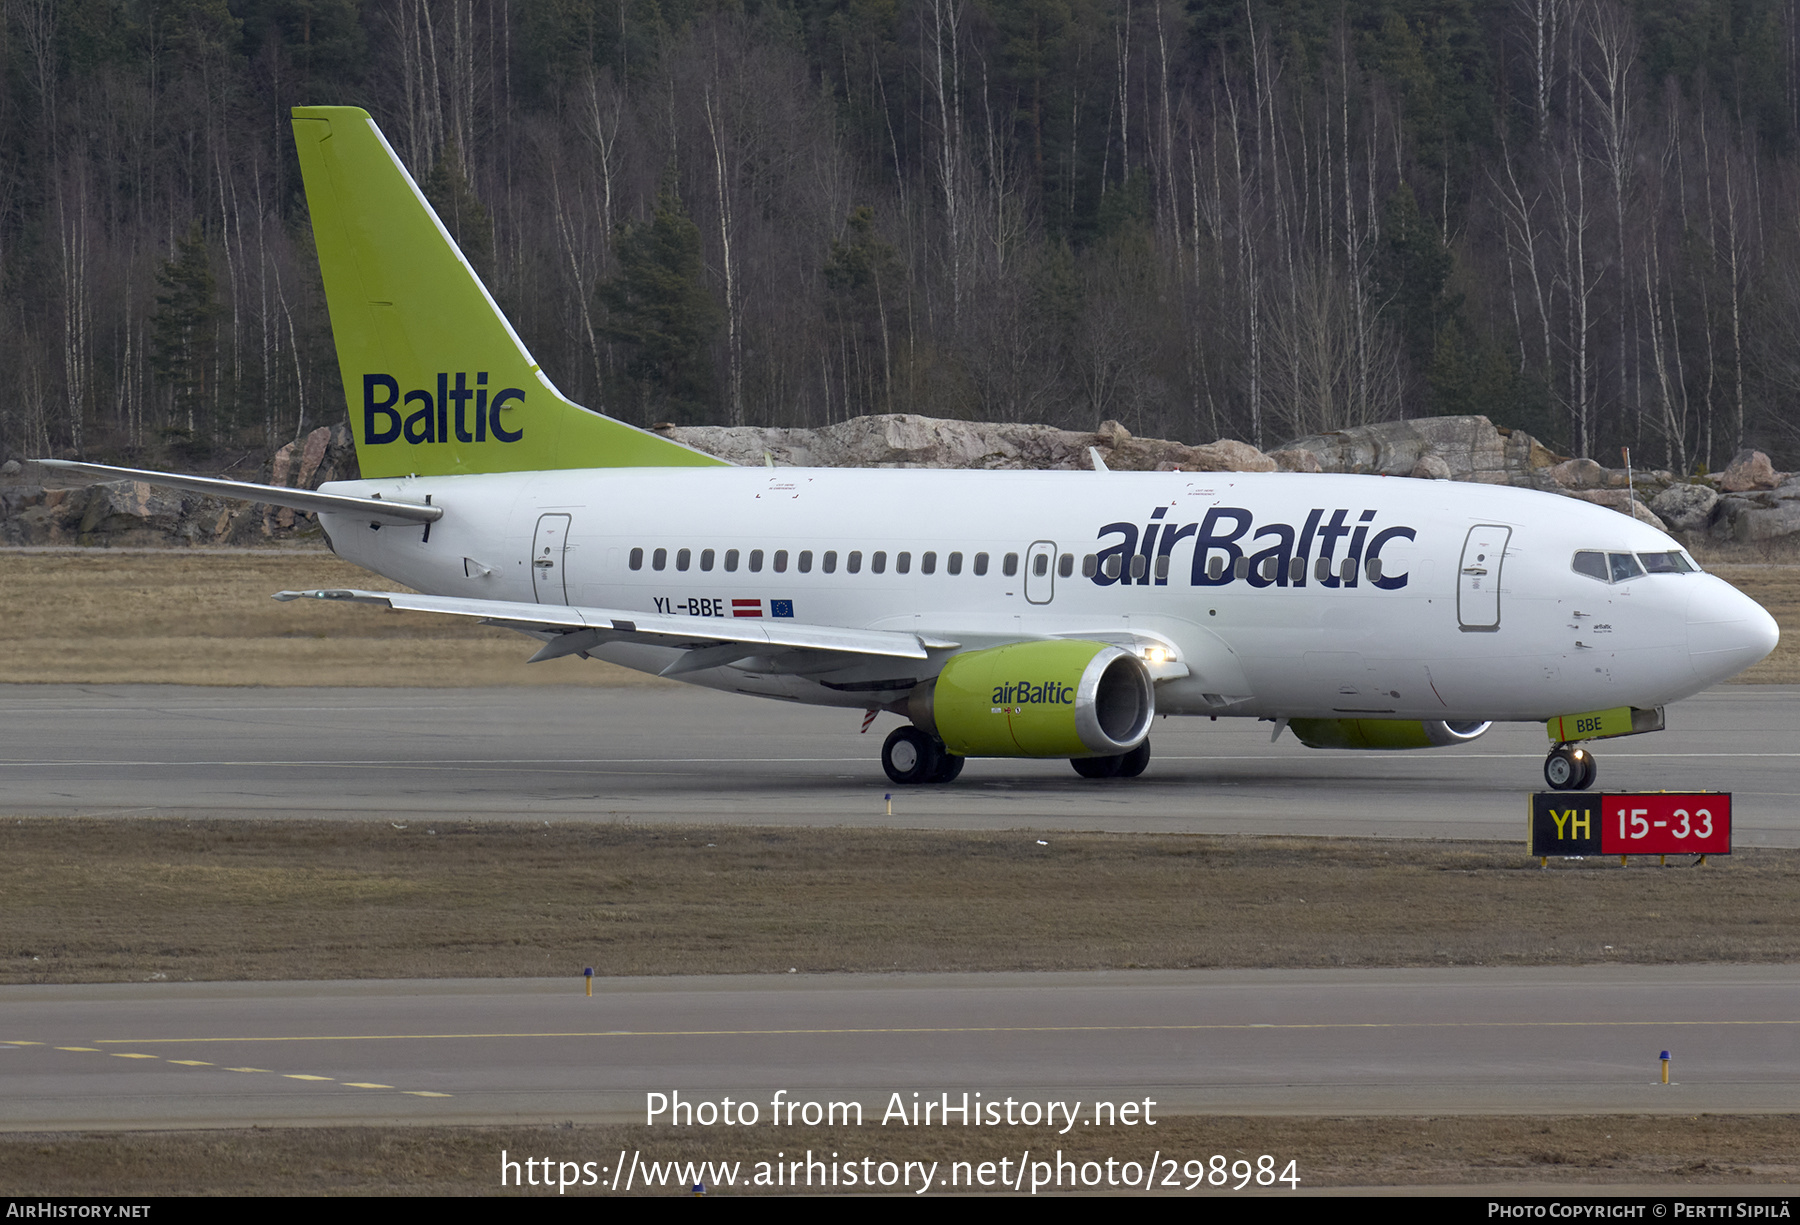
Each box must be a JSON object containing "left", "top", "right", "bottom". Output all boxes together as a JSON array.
[{"left": 1598, "top": 793, "right": 1731, "bottom": 854}]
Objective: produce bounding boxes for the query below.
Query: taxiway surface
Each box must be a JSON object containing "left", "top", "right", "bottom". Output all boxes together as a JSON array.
[
  {"left": 4, "top": 967, "right": 1797, "bottom": 1129},
  {"left": 2, "top": 683, "right": 1796, "bottom": 843}
]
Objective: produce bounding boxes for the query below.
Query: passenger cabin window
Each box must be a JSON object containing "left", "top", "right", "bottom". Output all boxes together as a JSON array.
[
  {"left": 798, "top": 550, "right": 813, "bottom": 573},
  {"left": 1130, "top": 555, "right": 1148, "bottom": 580},
  {"left": 921, "top": 551, "right": 937, "bottom": 575},
  {"left": 629, "top": 547, "right": 644, "bottom": 571},
  {"left": 1003, "top": 553, "right": 1019, "bottom": 577},
  {"left": 872, "top": 551, "right": 888, "bottom": 574},
  {"left": 773, "top": 549, "right": 788, "bottom": 573},
  {"left": 1058, "top": 553, "right": 1073, "bottom": 578},
  {"left": 896, "top": 551, "right": 911, "bottom": 574},
  {"left": 1082, "top": 555, "right": 1098, "bottom": 578},
  {"left": 847, "top": 551, "right": 863, "bottom": 574},
  {"left": 974, "top": 552, "right": 990, "bottom": 576},
  {"left": 1033, "top": 553, "right": 1049, "bottom": 577},
  {"left": 947, "top": 552, "right": 963, "bottom": 575},
  {"left": 1155, "top": 555, "right": 1171, "bottom": 581},
  {"left": 1103, "top": 554, "right": 1121, "bottom": 580},
  {"left": 749, "top": 549, "right": 765, "bottom": 573},
  {"left": 725, "top": 549, "right": 740, "bottom": 572},
  {"left": 676, "top": 548, "right": 691, "bottom": 571},
  {"left": 700, "top": 548, "right": 715, "bottom": 571},
  {"left": 823, "top": 550, "right": 838, "bottom": 573},
  {"left": 653, "top": 547, "right": 668, "bottom": 571}
]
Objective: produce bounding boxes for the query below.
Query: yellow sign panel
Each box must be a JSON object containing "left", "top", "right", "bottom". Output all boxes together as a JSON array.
[{"left": 1545, "top": 707, "right": 1634, "bottom": 743}]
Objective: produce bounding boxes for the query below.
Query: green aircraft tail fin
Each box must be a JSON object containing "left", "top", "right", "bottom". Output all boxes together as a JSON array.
[{"left": 290, "top": 106, "right": 724, "bottom": 478}]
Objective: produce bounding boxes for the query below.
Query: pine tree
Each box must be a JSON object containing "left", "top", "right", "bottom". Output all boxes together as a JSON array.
[
  {"left": 424, "top": 140, "right": 494, "bottom": 284},
  {"left": 150, "top": 220, "right": 219, "bottom": 448},
  {"left": 598, "top": 177, "right": 720, "bottom": 423}
]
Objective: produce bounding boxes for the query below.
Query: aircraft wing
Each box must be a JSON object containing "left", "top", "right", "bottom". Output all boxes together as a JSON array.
[
  {"left": 273, "top": 588, "right": 957, "bottom": 675},
  {"left": 35, "top": 460, "right": 441, "bottom": 527}
]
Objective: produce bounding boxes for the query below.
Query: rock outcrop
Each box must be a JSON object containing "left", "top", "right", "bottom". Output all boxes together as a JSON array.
[
  {"left": 660, "top": 414, "right": 1278, "bottom": 473},
  {"left": 1, "top": 423, "right": 356, "bottom": 547},
  {"left": 5, "top": 411, "right": 1795, "bottom": 547},
  {"left": 1272, "top": 415, "right": 1564, "bottom": 487}
]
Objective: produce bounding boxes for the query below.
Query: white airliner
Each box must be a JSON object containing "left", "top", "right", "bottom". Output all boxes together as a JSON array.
[{"left": 45, "top": 107, "right": 1779, "bottom": 791}]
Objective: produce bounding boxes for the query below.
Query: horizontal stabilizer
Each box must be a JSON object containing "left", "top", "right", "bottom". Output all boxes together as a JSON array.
[
  {"left": 36, "top": 460, "right": 442, "bottom": 526},
  {"left": 274, "top": 588, "right": 951, "bottom": 663}
]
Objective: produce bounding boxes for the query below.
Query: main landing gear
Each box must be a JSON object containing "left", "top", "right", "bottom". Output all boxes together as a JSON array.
[
  {"left": 1070, "top": 738, "right": 1151, "bottom": 780},
  {"left": 882, "top": 726, "right": 965, "bottom": 785},
  {"left": 880, "top": 728, "right": 1156, "bottom": 784},
  {"left": 1543, "top": 743, "right": 1597, "bottom": 791}
]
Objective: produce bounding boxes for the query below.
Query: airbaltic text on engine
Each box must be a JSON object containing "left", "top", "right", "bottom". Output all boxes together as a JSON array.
[{"left": 992, "top": 681, "right": 1076, "bottom": 705}]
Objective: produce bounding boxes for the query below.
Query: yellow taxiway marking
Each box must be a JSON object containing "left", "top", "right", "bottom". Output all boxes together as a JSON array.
[
  {"left": 224, "top": 1067, "right": 273, "bottom": 1073},
  {"left": 403, "top": 1091, "right": 452, "bottom": 1098},
  {"left": 168, "top": 1060, "right": 212, "bottom": 1066},
  {"left": 284, "top": 1074, "right": 334, "bottom": 1081},
  {"left": 93, "top": 1018, "right": 1800, "bottom": 1045},
  {"left": 110, "top": 1052, "right": 157, "bottom": 1059},
  {"left": 342, "top": 1083, "right": 395, "bottom": 1089},
  {"left": 2, "top": 1041, "right": 44, "bottom": 1046},
  {"left": 56, "top": 1047, "right": 101, "bottom": 1052}
]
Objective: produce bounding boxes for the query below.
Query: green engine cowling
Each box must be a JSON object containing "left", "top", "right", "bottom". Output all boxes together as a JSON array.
[
  {"left": 908, "top": 640, "right": 1155, "bottom": 758},
  {"left": 1286, "top": 718, "right": 1492, "bottom": 750}
]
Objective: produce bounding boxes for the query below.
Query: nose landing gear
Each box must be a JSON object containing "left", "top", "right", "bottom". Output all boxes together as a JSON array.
[{"left": 1544, "top": 743, "right": 1597, "bottom": 791}]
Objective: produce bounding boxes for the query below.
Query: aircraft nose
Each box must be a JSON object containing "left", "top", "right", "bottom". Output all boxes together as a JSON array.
[{"left": 1687, "top": 575, "right": 1780, "bottom": 683}]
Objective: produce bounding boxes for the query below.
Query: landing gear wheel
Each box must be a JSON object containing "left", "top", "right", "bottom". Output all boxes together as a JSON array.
[
  {"left": 1114, "top": 739, "right": 1151, "bottom": 778},
  {"left": 883, "top": 726, "right": 944, "bottom": 785},
  {"left": 1071, "top": 754, "right": 1124, "bottom": 779},
  {"left": 1544, "top": 744, "right": 1596, "bottom": 791},
  {"left": 930, "top": 751, "right": 965, "bottom": 784}
]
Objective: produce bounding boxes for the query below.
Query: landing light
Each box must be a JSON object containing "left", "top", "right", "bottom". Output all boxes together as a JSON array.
[{"left": 1144, "top": 646, "right": 1169, "bottom": 665}]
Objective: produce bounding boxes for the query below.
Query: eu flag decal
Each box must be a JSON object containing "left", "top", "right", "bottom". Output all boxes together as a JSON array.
[{"left": 771, "top": 599, "right": 794, "bottom": 618}]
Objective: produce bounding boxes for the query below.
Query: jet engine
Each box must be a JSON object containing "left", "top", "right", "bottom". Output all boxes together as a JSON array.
[
  {"left": 907, "top": 640, "right": 1154, "bottom": 758},
  {"left": 1286, "top": 718, "right": 1492, "bottom": 750}
]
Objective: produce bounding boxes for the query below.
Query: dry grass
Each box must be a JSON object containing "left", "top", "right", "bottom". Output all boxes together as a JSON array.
[
  {"left": 4, "top": 820, "right": 1798, "bottom": 985},
  {"left": 3, "top": 1115, "right": 1796, "bottom": 1194},
  {"left": 1705, "top": 564, "right": 1800, "bottom": 682},
  {"left": 0, "top": 549, "right": 663, "bottom": 686}
]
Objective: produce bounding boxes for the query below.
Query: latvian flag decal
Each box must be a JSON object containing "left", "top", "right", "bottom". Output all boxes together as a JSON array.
[{"left": 732, "top": 599, "right": 795, "bottom": 618}]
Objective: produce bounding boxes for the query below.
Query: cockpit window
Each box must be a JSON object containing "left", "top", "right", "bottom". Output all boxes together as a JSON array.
[
  {"left": 1608, "top": 552, "right": 1645, "bottom": 582},
  {"left": 1639, "top": 550, "right": 1696, "bottom": 574},
  {"left": 1575, "top": 548, "right": 1698, "bottom": 583},
  {"left": 1572, "top": 551, "right": 1609, "bottom": 582}
]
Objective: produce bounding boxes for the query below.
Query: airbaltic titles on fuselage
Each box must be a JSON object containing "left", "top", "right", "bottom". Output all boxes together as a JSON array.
[
  {"left": 1095, "top": 505, "right": 1414, "bottom": 589},
  {"left": 363, "top": 372, "right": 525, "bottom": 444},
  {"left": 628, "top": 504, "right": 1415, "bottom": 611}
]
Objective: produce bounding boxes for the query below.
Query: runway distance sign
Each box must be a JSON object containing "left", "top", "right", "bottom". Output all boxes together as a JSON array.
[{"left": 1528, "top": 792, "right": 1732, "bottom": 857}]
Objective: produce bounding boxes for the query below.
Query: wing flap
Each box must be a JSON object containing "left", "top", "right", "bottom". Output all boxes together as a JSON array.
[{"left": 274, "top": 588, "right": 935, "bottom": 661}]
